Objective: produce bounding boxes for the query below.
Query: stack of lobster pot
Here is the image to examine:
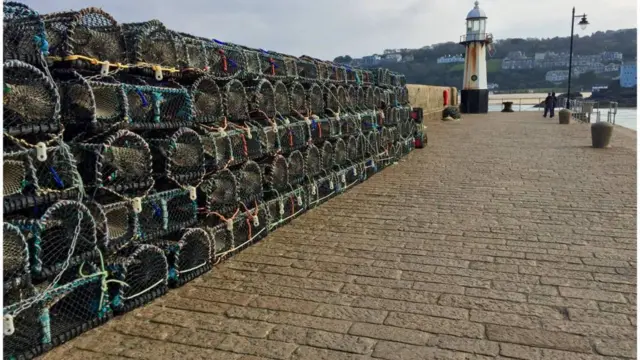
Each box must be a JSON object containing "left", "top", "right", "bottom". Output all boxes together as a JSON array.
[{"left": 2, "top": 2, "right": 422, "bottom": 358}]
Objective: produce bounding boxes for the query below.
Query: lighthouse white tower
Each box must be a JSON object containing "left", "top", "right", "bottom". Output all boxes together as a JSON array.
[{"left": 459, "top": 1, "right": 492, "bottom": 113}]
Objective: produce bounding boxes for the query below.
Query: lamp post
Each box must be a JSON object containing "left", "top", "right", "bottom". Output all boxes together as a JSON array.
[{"left": 565, "top": 7, "right": 589, "bottom": 108}]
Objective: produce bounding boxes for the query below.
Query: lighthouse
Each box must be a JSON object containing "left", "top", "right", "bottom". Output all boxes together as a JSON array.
[{"left": 459, "top": 1, "right": 492, "bottom": 113}]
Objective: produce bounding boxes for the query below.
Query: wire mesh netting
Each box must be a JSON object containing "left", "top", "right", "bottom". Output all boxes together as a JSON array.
[
  {"left": 107, "top": 244, "right": 168, "bottom": 314},
  {"left": 44, "top": 8, "right": 126, "bottom": 67},
  {"left": 287, "top": 150, "right": 305, "bottom": 186},
  {"left": 85, "top": 196, "right": 137, "bottom": 251},
  {"left": 3, "top": 222, "right": 31, "bottom": 292},
  {"left": 333, "top": 138, "right": 347, "bottom": 168},
  {"left": 320, "top": 141, "right": 334, "bottom": 173},
  {"left": 159, "top": 227, "right": 212, "bottom": 287},
  {"left": 208, "top": 39, "right": 246, "bottom": 80},
  {"left": 189, "top": 75, "right": 223, "bottom": 124},
  {"left": 6, "top": 200, "right": 101, "bottom": 281},
  {"left": 336, "top": 163, "right": 362, "bottom": 193},
  {"left": 3, "top": 60, "right": 60, "bottom": 135},
  {"left": 222, "top": 78, "right": 249, "bottom": 121},
  {"left": 248, "top": 78, "right": 276, "bottom": 121},
  {"left": 235, "top": 160, "right": 263, "bottom": 206},
  {"left": 74, "top": 129, "right": 153, "bottom": 198},
  {"left": 137, "top": 189, "right": 197, "bottom": 241},
  {"left": 145, "top": 127, "right": 206, "bottom": 188},
  {"left": 307, "top": 171, "right": 337, "bottom": 209},
  {"left": 304, "top": 144, "right": 322, "bottom": 180},
  {"left": 201, "top": 168, "right": 238, "bottom": 213},
  {"left": 3, "top": 136, "right": 84, "bottom": 213},
  {"left": 3, "top": 1, "right": 48, "bottom": 66},
  {"left": 122, "top": 82, "right": 194, "bottom": 127},
  {"left": 261, "top": 155, "right": 289, "bottom": 194},
  {"left": 122, "top": 19, "right": 186, "bottom": 71}
]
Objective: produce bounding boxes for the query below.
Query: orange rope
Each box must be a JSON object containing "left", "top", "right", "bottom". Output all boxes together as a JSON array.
[
  {"left": 218, "top": 50, "right": 228, "bottom": 72},
  {"left": 209, "top": 208, "right": 240, "bottom": 223},
  {"left": 246, "top": 218, "right": 252, "bottom": 241},
  {"left": 240, "top": 133, "right": 248, "bottom": 156},
  {"left": 290, "top": 195, "right": 295, "bottom": 217},
  {"left": 269, "top": 58, "right": 276, "bottom": 76}
]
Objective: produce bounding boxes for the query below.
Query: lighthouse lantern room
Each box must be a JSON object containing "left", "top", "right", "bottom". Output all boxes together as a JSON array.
[{"left": 459, "top": 1, "right": 492, "bottom": 113}]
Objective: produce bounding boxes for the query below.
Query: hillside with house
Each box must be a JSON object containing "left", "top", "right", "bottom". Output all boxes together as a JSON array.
[{"left": 334, "top": 28, "right": 637, "bottom": 91}]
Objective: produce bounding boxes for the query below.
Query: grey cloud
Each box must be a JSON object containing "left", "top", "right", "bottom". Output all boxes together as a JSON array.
[{"left": 20, "top": 0, "right": 638, "bottom": 60}]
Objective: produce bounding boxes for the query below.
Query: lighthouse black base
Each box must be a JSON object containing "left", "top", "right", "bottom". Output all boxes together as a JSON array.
[{"left": 460, "top": 89, "right": 489, "bottom": 114}]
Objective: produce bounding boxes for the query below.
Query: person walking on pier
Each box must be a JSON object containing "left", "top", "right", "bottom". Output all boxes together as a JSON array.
[
  {"left": 549, "top": 92, "right": 557, "bottom": 118},
  {"left": 543, "top": 93, "right": 552, "bottom": 118}
]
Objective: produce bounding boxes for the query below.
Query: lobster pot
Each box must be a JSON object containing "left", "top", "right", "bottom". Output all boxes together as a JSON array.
[
  {"left": 3, "top": 2, "right": 48, "bottom": 65},
  {"left": 363, "top": 87, "right": 375, "bottom": 109},
  {"left": 324, "top": 84, "right": 340, "bottom": 116},
  {"left": 387, "top": 126, "right": 400, "bottom": 144},
  {"left": 122, "top": 20, "right": 187, "bottom": 72},
  {"left": 223, "top": 79, "right": 249, "bottom": 121},
  {"left": 385, "top": 89, "right": 396, "bottom": 107},
  {"left": 198, "top": 127, "right": 229, "bottom": 171},
  {"left": 391, "top": 140, "right": 404, "bottom": 160},
  {"left": 267, "top": 187, "right": 305, "bottom": 230},
  {"left": 3, "top": 289, "right": 47, "bottom": 359},
  {"left": 306, "top": 83, "right": 324, "bottom": 116},
  {"left": 399, "top": 86, "right": 409, "bottom": 105},
  {"left": 176, "top": 32, "right": 209, "bottom": 71},
  {"left": 138, "top": 189, "right": 197, "bottom": 241},
  {"left": 229, "top": 124, "right": 263, "bottom": 163},
  {"left": 346, "top": 136, "right": 358, "bottom": 163},
  {"left": 3, "top": 60, "right": 60, "bottom": 135},
  {"left": 400, "top": 117, "right": 414, "bottom": 139},
  {"left": 108, "top": 244, "right": 168, "bottom": 314},
  {"left": 235, "top": 160, "right": 263, "bottom": 206},
  {"left": 361, "top": 70, "right": 374, "bottom": 86},
  {"left": 307, "top": 172, "right": 337, "bottom": 209},
  {"left": 321, "top": 141, "right": 334, "bottom": 173},
  {"left": 401, "top": 136, "right": 416, "bottom": 156},
  {"left": 378, "top": 128, "right": 394, "bottom": 169},
  {"left": 373, "top": 87, "right": 385, "bottom": 109},
  {"left": 347, "top": 86, "right": 358, "bottom": 108},
  {"left": 8, "top": 200, "right": 101, "bottom": 281},
  {"left": 307, "top": 116, "right": 332, "bottom": 144},
  {"left": 3, "top": 223, "right": 31, "bottom": 291},
  {"left": 251, "top": 49, "right": 290, "bottom": 79},
  {"left": 376, "top": 68, "right": 391, "bottom": 87},
  {"left": 74, "top": 130, "right": 153, "bottom": 198},
  {"left": 384, "top": 107, "right": 399, "bottom": 127},
  {"left": 355, "top": 86, "right": 366, "bottom": 108},
  {"left": 232, "top": 203, "right": 270, "bottom": 252},
  {"left": 261, "top": 154, "right": 289, "bottom": 193},
  {"left": 329, "top": 64, "right": 348, "bottom": 83},
  {"left": 205, "top": 221, "right": 233, "bottom": 258},
  {"left": 360, "top": 110, "right": 380, "bottom": 133},
  {"left": 42, "top": 264, "right": 112, "bottom": 351},
  {"left": 336, "top": 163, "right": 362, "bottom": 193},
  {"left": 147, "top": 127, "right": 206, "bottom": 187},
  {"left": 345, "top": 68, "right": 358, "bottom": 84},
  {"left": 304, "top": 144, "right": 322, "bottom": 179},
  {"left": 362, "top": 157, "right": 379, "bottom": 180},
  {"left": 289, "top": 82, "right": 307, "bottom": 117},
  {"left": 3, "top": 142, "right": 83, "bottom": 213},
  {"left": 339, "top": 113, "right": 361, "bottom": 138},
  {"left": 299, "top": 56, "right": 329, "bottom": 82},
  {"left": 295, "top": 58, "right": 318, "bottom": 81},
  {"left": 247, "top": 79, "right": 276, "bottom": 120},
  {"left": 86, "top": 196, "right": 137, "bottom": 251},
  {"left": 208, "top": 39, "right": 247, "bottom": 80},
  {"left": 255, "top": 122, "right": 282, "bottom": 155},
  {"left": 336, "top": 86, "right": 349, "bottom": 110},
  {"left": 122, "top": 83, "right": 194, "bottom": 127},
  {"left": 367, "top": 131, "right": 381, "bottom": 160},
  {"left": 44, "top": 8, "right": 126, "bottom": 66},
  {"left": 287, "top": 150, "right": 305, "bottom": 186},
  {"left": 279, "top": 120, "right": 309, "bottom": 153},
  {"left": 190, "top": 75, "right": 223, "bottom": 124},
  {"left": 356, "top": 133, "right": 369, "bottom": 161},
  {"left": 333, "top": 138, "right": 348, "bottom": 168},
  {"left": 380, "top": 127, "right": 393, "bottom": 153},
  {"left": 4, "top": 265, "right": 111, "bottom": 360},
  {"left": 161, "top": 228, "right": 212, "bottom": 287},
  {"left": 273, "top": 80, "right": 290, "bottom": 116},
  {"left": 201, "top": 168, "right": 238, "bottom": 213},
  {"left": 54, "top": 71, "right": 127, "bottom": 129}
]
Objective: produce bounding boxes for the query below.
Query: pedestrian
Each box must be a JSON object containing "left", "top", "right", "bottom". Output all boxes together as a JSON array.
[
  {"left": 543, "top": 93, "right": 552, "bottom": 118},
  {"left": 550, "top": 92, "right": 557, "bottom": 118}
]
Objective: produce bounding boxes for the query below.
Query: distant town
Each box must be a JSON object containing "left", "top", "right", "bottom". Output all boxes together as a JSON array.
[{"left": 346, "top": 49, "right": 636, "bottom": 91}]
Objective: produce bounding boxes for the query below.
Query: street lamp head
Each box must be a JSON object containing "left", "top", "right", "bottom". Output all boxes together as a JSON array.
[{"left": 578, "top": 16, "right": 589, "bottom": 30}]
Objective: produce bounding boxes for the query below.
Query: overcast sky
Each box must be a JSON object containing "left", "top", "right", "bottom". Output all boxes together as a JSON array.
[{"left": 23, "top": 0, "right": 637, "bottom": 60}]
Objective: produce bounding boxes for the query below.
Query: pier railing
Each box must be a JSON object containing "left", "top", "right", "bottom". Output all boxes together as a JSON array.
[
  {"left": 490, "top": 97, "right": 544, "bottom": 112},
  {"left": 567, "top": 99, "right": 618, "bottom": 124}
]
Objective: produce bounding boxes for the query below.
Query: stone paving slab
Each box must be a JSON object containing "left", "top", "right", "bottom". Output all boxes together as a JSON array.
[{"left": 41, "top": 113, "right": 637, "bottom": 360}]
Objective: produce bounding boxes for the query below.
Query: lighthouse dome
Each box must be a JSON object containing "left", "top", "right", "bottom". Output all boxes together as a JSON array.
[{"left": 466, "top": 1, "right": 487, "bottom": 20}]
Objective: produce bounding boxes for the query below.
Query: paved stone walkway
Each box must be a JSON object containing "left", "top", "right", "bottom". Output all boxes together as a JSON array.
[{"left": 43, "top": 113, "right": 637, "bottom": 360}]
